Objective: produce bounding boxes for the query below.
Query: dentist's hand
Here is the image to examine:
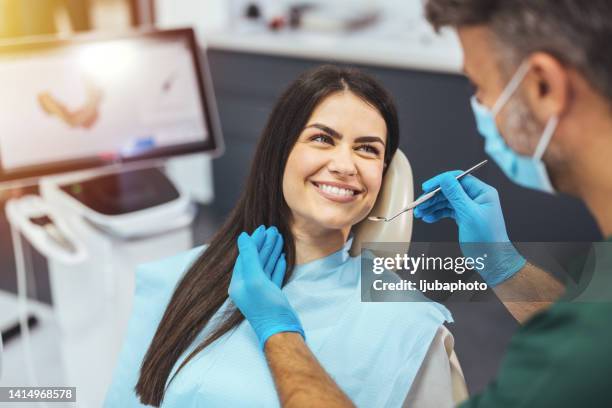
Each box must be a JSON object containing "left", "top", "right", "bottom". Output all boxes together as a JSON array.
[
  {"left": 228, "top": 226, "right": 305, "bottom": 349},
  {"left": 413, "top": 172, "right": 526, "bottom": 286}
]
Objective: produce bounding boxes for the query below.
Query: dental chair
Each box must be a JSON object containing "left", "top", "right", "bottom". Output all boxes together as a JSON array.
[{"left": 350, "top": 149, "right": 469, "bottom": 407}]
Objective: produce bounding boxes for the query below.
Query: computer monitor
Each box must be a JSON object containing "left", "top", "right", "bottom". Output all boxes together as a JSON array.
[{"left": 0, "top": 28, "right": 222, "bottom": 185}]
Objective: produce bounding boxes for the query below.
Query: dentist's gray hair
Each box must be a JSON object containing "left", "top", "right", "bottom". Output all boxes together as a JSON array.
[{"left": 424, "top": 0, "right": 612, "bottom": 103}]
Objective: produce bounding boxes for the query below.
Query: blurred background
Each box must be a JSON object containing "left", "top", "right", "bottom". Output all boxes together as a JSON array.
[{"left": 0, "top": 1, "right": 601, "bottom": 407}]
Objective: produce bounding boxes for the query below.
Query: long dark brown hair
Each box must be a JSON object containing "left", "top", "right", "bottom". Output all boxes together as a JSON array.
[{"left": 135, "top": 65, "right": 400, "bottom": 406}]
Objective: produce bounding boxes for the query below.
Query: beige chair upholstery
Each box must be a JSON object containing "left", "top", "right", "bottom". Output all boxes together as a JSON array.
[
  {"left": 349, "top": 149, "right": 414, "bottom": 258},
  {"left": 350, "top": 150, "right": 468, "bottom": 407}
]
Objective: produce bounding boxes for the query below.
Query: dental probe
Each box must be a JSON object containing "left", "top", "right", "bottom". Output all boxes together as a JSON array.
[{"left": 368, "top": 159, "right": 488, "bottom": 222}]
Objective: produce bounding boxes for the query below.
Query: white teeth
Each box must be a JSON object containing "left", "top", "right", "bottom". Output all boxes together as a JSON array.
[{"left": 317, "top": 183, "right": 355, "bottom": 197}]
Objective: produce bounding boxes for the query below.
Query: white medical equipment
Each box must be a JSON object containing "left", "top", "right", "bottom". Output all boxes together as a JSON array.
[
  {"left": 0, "top": 27, "right": 223, "bottom": 407},
  {"left": 6, "top": 195, "right": 87, "bottom": 265}
]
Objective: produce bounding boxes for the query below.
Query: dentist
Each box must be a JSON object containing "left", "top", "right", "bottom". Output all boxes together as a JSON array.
[{"left": 229, "top": 0, "right": 612, "bottom": 406}]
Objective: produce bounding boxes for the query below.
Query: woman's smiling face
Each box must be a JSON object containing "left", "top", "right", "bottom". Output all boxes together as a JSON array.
[{"left": 282, "top": 90, "right": 388, "bottom": 232}]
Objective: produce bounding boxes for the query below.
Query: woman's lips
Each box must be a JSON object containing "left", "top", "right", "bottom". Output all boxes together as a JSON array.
[{"left": 311, "top": 181, "right": 360, "bottom": 203}]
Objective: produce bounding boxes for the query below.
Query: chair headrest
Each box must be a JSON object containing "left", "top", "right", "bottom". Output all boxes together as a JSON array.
[{"left": 349, "top": 149, "right": 413, "bottom": 257}]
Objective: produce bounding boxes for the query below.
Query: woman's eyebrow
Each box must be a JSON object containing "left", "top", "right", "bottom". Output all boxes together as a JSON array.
[
  {"left": 305, "top": 123, "right": 341, "bottom": 139},
  {"left": 354, "top": 136, "right": 386, "bottom": 146},
  {"left": 305, "top": 123, "right": 386, "bottom": 146}
]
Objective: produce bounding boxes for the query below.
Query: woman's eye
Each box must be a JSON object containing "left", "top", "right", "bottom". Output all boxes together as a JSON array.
[
  {"left": 356, "top": 144, "right": 380, "bottom": 155},
  {"left": 311, "top": 134, "right": 334, "bottom": 144}
]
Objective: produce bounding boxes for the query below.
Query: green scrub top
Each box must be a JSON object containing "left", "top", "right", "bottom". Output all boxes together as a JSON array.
[{"left": 461, "top": 237, "right": 612, "bottom": 408}]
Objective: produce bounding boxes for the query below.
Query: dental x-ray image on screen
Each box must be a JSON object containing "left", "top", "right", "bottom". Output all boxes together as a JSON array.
[{"left": 0, "top": 28, "right": 219, "bottom": 183}]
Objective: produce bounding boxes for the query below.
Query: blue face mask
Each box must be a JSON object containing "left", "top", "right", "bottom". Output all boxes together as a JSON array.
[{"left": 470, "top": 62, "right": 559, "bottom": 193}]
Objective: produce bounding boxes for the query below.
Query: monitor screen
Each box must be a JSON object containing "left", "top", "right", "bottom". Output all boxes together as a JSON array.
[{"left": 0, "top": 28, "right": 220, "bottom": 183}]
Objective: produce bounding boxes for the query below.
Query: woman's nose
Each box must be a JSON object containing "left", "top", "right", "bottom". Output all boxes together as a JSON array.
[{"left": 328, "top": 148, "right": 357, "bottom": 177}]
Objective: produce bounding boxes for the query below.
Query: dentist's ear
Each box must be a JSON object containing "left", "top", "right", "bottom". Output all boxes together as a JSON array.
[
  {"left": 524, "top": 52, "right": 571, "bottom": 124},
  {"left": 349, "top": 150, "right": 413, "bottom": 257}
]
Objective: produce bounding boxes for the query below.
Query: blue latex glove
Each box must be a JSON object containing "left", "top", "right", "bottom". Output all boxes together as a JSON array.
[
  {"left": 413, "top": 172, "right": 526, "bottom": 286},
  {"left": 228, "top": 226, "right": 305, "bottom": 349},
  {"left": 249, "top": 225, "right": 287, "bottom": 287}
]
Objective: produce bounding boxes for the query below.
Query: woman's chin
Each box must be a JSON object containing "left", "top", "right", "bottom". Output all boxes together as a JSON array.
[
  {"left": 307, "top": 214, "right": 358, "bottom": 231},
  {"left": 305, "top": 204, "right": 375, "bottom": 229}
]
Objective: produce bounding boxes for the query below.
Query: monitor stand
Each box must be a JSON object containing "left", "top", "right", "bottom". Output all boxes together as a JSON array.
[{"left": 58, "top": 167, "right": 179, "bottom": 216}]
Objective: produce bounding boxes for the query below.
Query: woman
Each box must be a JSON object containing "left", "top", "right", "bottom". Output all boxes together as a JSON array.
[{"left": 105, "top": 65, "right": 451, "bottom": 407}]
